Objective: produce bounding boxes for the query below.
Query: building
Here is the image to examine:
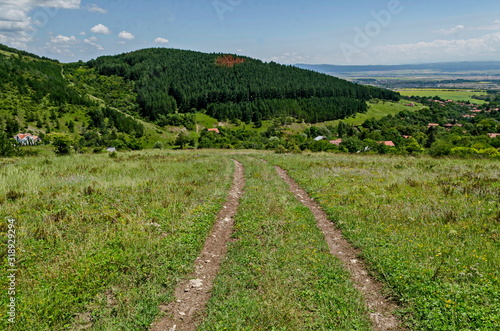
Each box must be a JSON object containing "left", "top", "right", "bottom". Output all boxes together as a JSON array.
[
  {"left": 329, "top": 139, "right": 343, "bottom": 146},
  {"left": 14, "top": 133, "right": 41, "bottom": 146}
]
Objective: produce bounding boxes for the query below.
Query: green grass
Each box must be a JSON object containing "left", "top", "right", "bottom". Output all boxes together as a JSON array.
[
  {"left": 321, "top": 100, "right": 423, "bottom": 127},
  {"left": 3, "top": 150, "right": 498, "bottom": 330},
  {"left": 195, "top": 100, "right": 420, "bottom": 134},
  {"left": 201, "top": 155, "right": 371, "bottom": 330},
  {"left": 267, "top": 153, "right": 500, "bottom": 330},
  {"left": 195, "top": 113, "right": 219, "bottom": 129},
  {"left": 398, "top": 89, "right": 488, "bottom": 104},
  {"left": 0, "top": 150, "right": 234, "bottom": 330}
]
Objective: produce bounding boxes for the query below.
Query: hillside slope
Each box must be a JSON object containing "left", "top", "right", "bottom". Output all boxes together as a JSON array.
[
  {"left": 89, "top": 48, "right": 400, "bottom": 123},
  {"left": 0, "top": 44, "right": 167, "bottom": 151}
]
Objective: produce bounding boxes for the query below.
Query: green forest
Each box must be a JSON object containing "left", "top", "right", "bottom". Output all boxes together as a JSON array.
[
  {"left": 1, "top": 44, "right": 500, "bottom": 159},
  {"left": 88, "top": 48, "right": 399, "bottom": 122}
]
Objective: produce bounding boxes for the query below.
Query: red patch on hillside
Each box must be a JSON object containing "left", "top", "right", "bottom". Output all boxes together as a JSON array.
[{"left": 215, "top": 55, "right": 246, "bottom": 68}]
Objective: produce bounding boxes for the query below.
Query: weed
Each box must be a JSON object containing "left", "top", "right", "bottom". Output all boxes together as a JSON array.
[
  {"left": 6, "top": 189, "right": 24, "bottom": 201},
  {"left": 267, "top": 153, "right": 500, "bottom": 330}
]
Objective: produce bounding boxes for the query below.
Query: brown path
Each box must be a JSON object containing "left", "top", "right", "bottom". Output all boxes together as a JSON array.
[
  {"left": 151, "top": 160, "right": 245, "bottom": 331},
  {"left": 274, "top": 165, "right": 403, "bottom": 331}
]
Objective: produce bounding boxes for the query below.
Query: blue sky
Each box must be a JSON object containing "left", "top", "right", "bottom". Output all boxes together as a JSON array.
[{"left": 1, "top": 0, "right": 500, "bottom": 65}]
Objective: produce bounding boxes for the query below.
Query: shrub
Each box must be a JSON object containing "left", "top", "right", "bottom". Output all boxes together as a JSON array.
[{"left": 153, "top": 141, "right": 163, "bottom": 149}]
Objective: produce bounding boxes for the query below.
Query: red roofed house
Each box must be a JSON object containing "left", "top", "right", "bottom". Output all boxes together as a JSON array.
[
  {"left": 378, "top": 141, "right": 396, "bottom": 147},
  {"left": 329, "top": 139, "right": 343, "bottom": 146},
  {"left": 207, "top": 128, "right": 220, "bottom": 134},
  {"left": 14, "top": 133, "right": 41, "bottom": 146},
  {"left": 428, "top": 123, "right": 440, "bottom": 128},
  {"left": 488, "top": 133, "right": 500, "bottom": 138}
]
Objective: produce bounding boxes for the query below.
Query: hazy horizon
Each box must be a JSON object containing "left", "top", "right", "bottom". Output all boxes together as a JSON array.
[{"left": 1, "top": 0, "right": 500, "bottom": 65}]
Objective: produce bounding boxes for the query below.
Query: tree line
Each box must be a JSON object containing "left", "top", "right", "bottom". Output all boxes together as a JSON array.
[{"left": 88, "top": 48, "right": 400, "bottom": 122}]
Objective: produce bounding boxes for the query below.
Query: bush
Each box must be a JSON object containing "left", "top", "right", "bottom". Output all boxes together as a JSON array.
[
  {"left": 153, "top": 141, "right": 163, "bottom": 149},
  {"left": 429, "top": 140, "right": 453, "bottom": 157},
  {"left": 47, "top": 133, "right": 74, "bottom": 156},
  {"left": 0, "top": 132, "right": 19, "bottom": 157}
]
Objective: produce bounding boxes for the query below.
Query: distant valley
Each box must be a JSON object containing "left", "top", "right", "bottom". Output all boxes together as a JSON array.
[{"left": 296, "top": 61, "right": 500, "bottom": 90}]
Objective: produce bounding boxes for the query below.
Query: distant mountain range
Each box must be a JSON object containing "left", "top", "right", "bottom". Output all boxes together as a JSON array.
[{"left": 295, "top": 62, "right": 500, "bottom": 74}]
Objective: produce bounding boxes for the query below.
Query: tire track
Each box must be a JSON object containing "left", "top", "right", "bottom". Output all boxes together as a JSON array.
[
  {"left": 151, "top": 160, "right": 245, "bottom": 331},
  {"left": 274, "top": 165, "right": 403, "bottom": 331}
]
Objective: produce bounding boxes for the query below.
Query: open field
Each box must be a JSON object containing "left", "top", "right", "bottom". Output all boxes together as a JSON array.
[
  {"left": 2, "top": 150, "right": 499, "bottom": 330},
  {"left": 202, "top": 156, "right": 371, "bottom": 330},
  {"left": 323, "top": 100, "right": 424, "bottom": 127},
  {"left": 398, "top": 89, "right": 488, "bottom": 104},
  {"left": 201, "top": 100, "right": 423, "bottom": 132},
  {"left": 0, "top": 151, "right": 234, "bottom": 330},
  {"left": 268, "top": 153, "right": 500, "bottom": 330}
]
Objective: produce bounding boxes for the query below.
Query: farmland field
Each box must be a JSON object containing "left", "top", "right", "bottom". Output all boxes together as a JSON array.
[
  {"left": 1, "top": 150, "right": 499, "bottom": 330},
  {"left": 398, "top": 89, "right": 488, "bottom": 104}
]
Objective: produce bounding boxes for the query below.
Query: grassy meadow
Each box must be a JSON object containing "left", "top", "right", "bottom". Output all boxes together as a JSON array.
[
  {"left": 0, "top": 151, "right": 234, "bottom": 330},
  {"left": 267, "top": 153, "right": 499, "bottom": 330},
  {"left": 1, "top": 149, "right": 499, "bottom": 330},
  {"left": 398, "top": 89, "right": 488, "bottom": 104},
  {"left": 202, "top": 156, "right": 371, "bottom": 330}
]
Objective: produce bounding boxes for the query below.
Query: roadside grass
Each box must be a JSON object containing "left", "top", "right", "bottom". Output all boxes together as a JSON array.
[
  {"left": 201, "top": 155, "right": 371, "bottom": 330},
  {"left": 0, "top": 150, "right": 234, "bottom": 330},
  {"left": 267, "top": 153, "right": 500, "bottom": 330},
  {"left": 398, "top": 89, "right": 487, "bottom": 104}
]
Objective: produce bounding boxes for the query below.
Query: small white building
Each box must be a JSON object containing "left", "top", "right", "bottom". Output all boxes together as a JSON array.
[{"left": 14, "top": 133, "right": 41, "bottom": 146}]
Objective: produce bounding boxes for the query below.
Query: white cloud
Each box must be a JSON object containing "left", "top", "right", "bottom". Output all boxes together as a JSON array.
[
  {"left": 0, "top": 0, "right": 80, "bottom": 48},
  {"left": 118, "top": 31, "right": 134, "bottom": 40},
  {"left": 80, "top": 31, "right": 86, "bottom": 35},
  {"left": 87, "top": 3, "right": 107, "bottom": 14},
  {"left": 470, "top": 20, "right": 500, "bottom": 31},
  {"left": 84, "top": 37, "right": 104, "bottom": 50},
  {"left": 38, "top": 1, "right": 81, "bottom": 10},
  {"left": 90, "top": 23, "right": 110, "bottom": 34},
  {"left": 370, "top": 32, "right": 500, "bottom": 63},
  {"left": 268, "top": 52, "right": 310, "bottom": 64},
  {"left": 50, "top": 34, "right": 77, "bottom": 44},
  {"left": 434, "top": 25, "right": 465, "bottom": 35},
  {"left": 117, "top": 41, "right": 126, "bottom": 45},
  {"left": 154, "top": 37, "right": 169, "bottom": 44}
]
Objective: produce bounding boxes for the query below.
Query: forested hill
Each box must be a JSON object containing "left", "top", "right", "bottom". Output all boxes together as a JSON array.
[{"left": 88, "top": 48, "right": 400, "bottom": 123}]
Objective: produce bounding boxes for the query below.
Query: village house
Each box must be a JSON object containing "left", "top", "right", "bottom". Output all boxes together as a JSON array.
[
  {"left": 14, "top": 133, "right": 41, "bottom": 146},
  {"left": 427, "top": 123, "right": 440, "bottom": 128},
  {"left": 329, "top": 139, "right": 343, "bottom": 146},
  {"left": 207, "top": 128, "right": 220, "bottom": 134},
  {"left": 488, "top": 133, "right": 500, "bottom": 138},
  {"left": 378, "top": 141, "right": 396, "bottom": 147}
]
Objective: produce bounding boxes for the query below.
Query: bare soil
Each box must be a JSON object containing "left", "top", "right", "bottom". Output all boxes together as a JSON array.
[
  {"left": 275, "top": 165, "right": 404, "bottom": 331},
  {"left": 150, "top": 160, "right": 245, "bottom": 331}
]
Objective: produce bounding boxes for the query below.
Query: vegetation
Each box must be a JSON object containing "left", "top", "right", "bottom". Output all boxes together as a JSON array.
[
  {"left": 399, "top": 89, "right": 488, "bottom": 104},
  {"left": 267, "top": 153, "right": 500, "bottom": 330},
  {"left": 88, "top": 48, "right": 400, "bottom": 122},
  {"left": 202, "top": 156, "right": 371, "bottom": 330},
  {"left": 0, "top": 151, "right": 234, "bottom": 330},
  {"left": 2, "top": 150, "right": 498, "bottom": 330}
]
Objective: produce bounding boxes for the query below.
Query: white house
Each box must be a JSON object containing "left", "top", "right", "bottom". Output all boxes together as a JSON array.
[{"left": 14, "top": 133, "right": 42, "bottom": 146}]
